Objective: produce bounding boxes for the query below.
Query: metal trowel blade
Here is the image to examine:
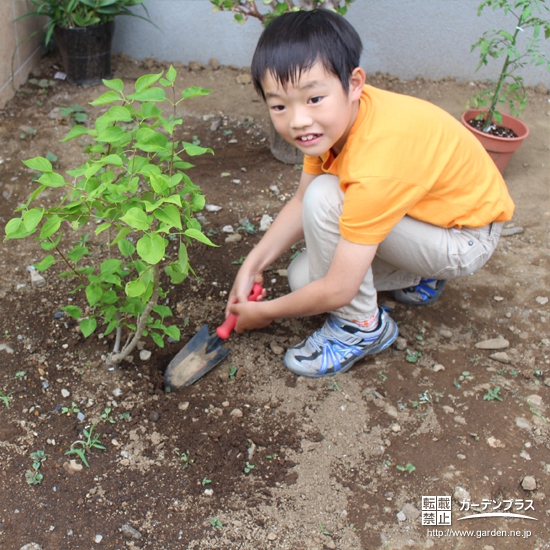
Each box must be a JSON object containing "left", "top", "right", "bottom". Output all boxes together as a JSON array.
[{"left": 164, "top": 324, "right": 231, "bottom": 390}]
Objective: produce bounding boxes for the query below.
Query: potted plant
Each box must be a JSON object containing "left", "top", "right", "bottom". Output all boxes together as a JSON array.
[
  {"left": 462, "top": 0, "right": 550, "bottom": 172},
  {"left": 210, "top": 0, "right": 355, "bottom": 164},
  {"left": 17, "top": 0, "right": 153, "bottom": 86}
]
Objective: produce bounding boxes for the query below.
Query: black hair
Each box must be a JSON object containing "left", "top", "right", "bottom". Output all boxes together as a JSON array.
[{"left": 251, "top": 9, "right": 363, "bottom": 100}]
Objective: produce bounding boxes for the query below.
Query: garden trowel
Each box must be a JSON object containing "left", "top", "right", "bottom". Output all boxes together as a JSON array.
[{"left": 164, "top": 284, "right": 263, "bottom": 390}]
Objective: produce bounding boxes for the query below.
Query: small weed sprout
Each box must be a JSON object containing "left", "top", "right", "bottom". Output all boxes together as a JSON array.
[
  {"left": 227, "top": 365, "right": 238, "bottom": 380},
  {"left": 210, "top": 517, "right": 223, "bottom": 529},
  {"left": 25, "top": 450, "right": 46, "bottom": 485},
  {"left": 14, "top": 371, "right": 26, "bottom": 380},
  {"left": 243, "top": 461, "right": 255, "bottom": 474},
  {"left": 266, "top": 453, "right": 278, "bottom": 460},
  {"left": 175, "top": 449, "right": 194, "bottom": 470},
  {"left": 59, "top": 103, "right": 88, "bottom": 126},
  {"left": 0, "top": 391, "right": 13, "bottom": 409},
  {"left": 378, "top": 370, "right": 388, "bottom": 383},
  {"left": 101, "top": 407, "right": 116, "bottom": 424},
  {"left": 483, "top": 387, "right": 503, "bottom": 402},
  {"left": 326, "top": 378, "right": 340, "bottom": 391},
  {"left": 319, "top": 522, "right": 330, "bottom": 536},
  {"left": 61, "top": 402, "right": 80, "bottom": 415},
  {"left": 119, "top": 412, "right": 131, "bottom": 421},
  {"left": 201, "top": 477, "right": 212, "bottom": 486},
  {"left": 396, "top": 462, "right": 416, "bottom": 474},
  {"left": 405, "top": 350, "right": 421, "bottom": 363},
  {"left": 65, "top": 424, "right": 105, "bottom": 468}
]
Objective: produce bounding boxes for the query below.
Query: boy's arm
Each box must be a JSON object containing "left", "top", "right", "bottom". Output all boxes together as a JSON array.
[
  {"left": 231, "top": 236, "right": 379, "bottom": 331},
  {"left": 226, "top": 170, "right": 318, "bottom": 312}
]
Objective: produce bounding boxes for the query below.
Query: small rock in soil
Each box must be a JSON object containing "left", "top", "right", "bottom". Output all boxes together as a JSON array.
[
  {"left": 526, "top": 395, "right": 542, "bottom": 407},
  {"left": 475, "top": 338, "right": 509, "bottom": 350},
  {"left": 439, "top": 329, "right": 453, "bottom": 339},
  {"left": 209, "top": 58, "right": 220, "bottom": 70},
  {"left": 433, "top": 363, "right": 445, "bottom": 372},
  {"left": 30, "top": 270, "right": 46, "bottom": 288},
  {"left": 401, "top": 503, "right": 420, "bottom": 520},
  {"left": 521, "top": 476, "right": 537, "bottom": 491},
  {"left": 225, "top": 233, "right": 242, "bottom": 243},
  {"left": 396, "top": 511, "right": 407, "bottom": 522},
  {"left": 121, "top": 524, "right": 142, "bottom": 540},
  {"left": 393, "top": 337, "right": 407, "bottom": 351},
  {"left": 20, "top": 544, "right": 43, "bottom": 550},
  {"left": 535, "top": 296, "right": 548, "bottom": 305},
  {"left": 454, "top": 486, "right": 471, "bottom": 503},
  {"left": 489, "top": 352, "right": 510, "bottom": 364},
  {"left": 94, "top": 534, "right": 103, "bottom": 543},
  {"left": 61, "top": 389, "right": 70, "bottom": 398},
  {"left": 516, "top": 417, "right": 533, "bottom": 431},
  {"left": 139, "top": 350, "right": 151, "bottom": 361},
  {"left": 259, "top": 214, "right": 273, "bottom": 231},
  {"left": 270, "top": 341, "right": 285, "bottom": 355}
]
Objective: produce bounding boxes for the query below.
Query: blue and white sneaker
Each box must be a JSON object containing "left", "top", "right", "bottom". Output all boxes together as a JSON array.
[
  {"left": 392, "top": 279, "right": 446, "bottom": 306},
  {"left": 283, "top": 307, "right": 399, "bottom": 378}
]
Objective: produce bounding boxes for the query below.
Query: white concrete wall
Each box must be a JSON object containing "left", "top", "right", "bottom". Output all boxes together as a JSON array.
[{"left": 113, "top": 0, "right": 550, "bottom": 86}]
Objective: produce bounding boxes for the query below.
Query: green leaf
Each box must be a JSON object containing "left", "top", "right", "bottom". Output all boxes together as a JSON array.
[
  {"left": 165, "top": 264, "right": 186, "bottom": 284},
  {"left": 164, "top": 325, "right": 180, "bottom": 341},
  {"left": 86, "top": 284, "right": 103, "bottom": 307},
  {"left": 39, "top": 216, "right": 61, "bottom": 239},
  {"left": 102, "top": 78, "right": 124, "bottom": 93},
  {"left": 154, "top": 205, "right": 182, "bottom": 230},
  {"left": 37, "top": 171, "right": 65, "bottom": 188},
  {"left": 34, "top": 255, "right": 55, "bottom": 271},
  {"left": 136, "top": 233, "right": 166, "bottom": 265},
  {"left": 153, "top": 304, "right": 172, "bottom": 319},
  {"left": 135, "top": 72, "right": 163, "bottom": 92},
  {"left": 150, "top": 331, "right": 164, "bottom": 348},
  {"left": 40, "top": 233, "right": 62, "bottom": 251},
  {"left": 135, "top": 128, "right": 169, "bottom": 152},
  {"left": 67, "top": 245, "right": 89, "bottom": 263},
  {"left": 90, "top": 91, "right": 123, "bottom": 106},
  {"left": 60, "top": 125, "right": 92, "bottom": 142},
  {"left": 80, "top": 318, "right": 97, "bottom": 338},
  {"left": 166, "top": 65, "right": 177, "bottom": 84},
  {"left": 62, "top": 305, "right": 83, "bottom": 320},
  {"left": 23, "top": 157, "right": 52, "bottom": 172},
  {"left": 178, "top": 241, "right": 189, "bottom": 271},
  {"left": 118, "top": 238, "right": 135, "bottom": 256},
  {"left": 96, "top": 126, "right": 126, "bottom": 144},
  {"left": 125, "top": 279, "right": 146, "bottom": 297},
  {"left": 4, "top": 217, "right": 23, "bottom": 238},
  {"left": 127, "top": 88, "right": 167, "bottom": 103},
  {"left": 184, "top": 228, "right": 216, "bottom": 247},
  {"left": 181, "top": 142, "right": 213, "bottom": 157},
  {"left": 120, "top": 207, "right": 150, "bottom": 231},
  {"left": 95, "top": 222, "right": 111, "bottom": 235},
  {"left": 181, "top": 86, "right": 212, "bottom": 99}
]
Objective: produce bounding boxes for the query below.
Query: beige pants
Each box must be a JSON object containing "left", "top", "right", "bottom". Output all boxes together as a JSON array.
[{"left": 288, "top": 175, "right": 503, "bottom": 321}]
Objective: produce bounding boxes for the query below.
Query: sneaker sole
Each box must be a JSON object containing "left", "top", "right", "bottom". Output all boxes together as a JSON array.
[{"left": 284, "top": 315, "right": 399, "bottom": 378}]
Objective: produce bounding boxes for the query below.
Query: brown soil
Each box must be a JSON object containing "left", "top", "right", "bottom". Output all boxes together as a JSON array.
[{"left": 0, "top": 52, "right": 549, "bottom": 550}]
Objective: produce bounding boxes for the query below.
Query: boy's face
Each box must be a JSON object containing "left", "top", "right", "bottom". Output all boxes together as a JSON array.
[{"left": 262, "top": 62, "right": 365, "bottom": 157}]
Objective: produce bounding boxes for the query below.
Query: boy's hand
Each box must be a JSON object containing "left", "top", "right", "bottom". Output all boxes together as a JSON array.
[
  {"left": 230, "top": 301, "right": 272, "bottom": 333},
  {"left": 226, "top": 272, "right": 266, "bottom": 317}
]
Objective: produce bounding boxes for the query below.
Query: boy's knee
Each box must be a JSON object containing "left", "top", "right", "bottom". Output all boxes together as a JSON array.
[{"left": 303, "top": 174, "right": 342, "bottom": 212}]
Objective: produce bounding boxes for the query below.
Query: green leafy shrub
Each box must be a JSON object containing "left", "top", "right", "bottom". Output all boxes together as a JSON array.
[
  {"left": 5, "top": 67, "right": 215, "bottom": 365},
  {"left": 210, "top": 0, "right": 355, "bottom": 25}
]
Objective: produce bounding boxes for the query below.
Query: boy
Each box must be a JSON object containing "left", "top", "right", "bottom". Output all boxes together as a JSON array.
[{"left": 225, "top": 9, "right": 514, "bottom": 378}]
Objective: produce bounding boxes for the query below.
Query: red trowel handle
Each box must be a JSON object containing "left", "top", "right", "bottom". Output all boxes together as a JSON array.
[{"left": 215, "top": 283, "right": 263, "bottom": 340}]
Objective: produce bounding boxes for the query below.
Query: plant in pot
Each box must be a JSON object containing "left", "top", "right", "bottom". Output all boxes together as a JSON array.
[
  {"left": 4, "top": 67, "right": 216, "bottom": 366},
  {"left": 463, "top": 0, "right": 550, "bottom": 172},
  {"left": 210, "top": 0, "right": 355, "bottom": 164},
  {"left": 17, "top": 0, "right": 153, "bottom": 86}
]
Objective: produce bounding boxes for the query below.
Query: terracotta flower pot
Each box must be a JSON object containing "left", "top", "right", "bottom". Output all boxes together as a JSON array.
[{"left": 461, "top": 109, "right": 529, "bottom": 174}]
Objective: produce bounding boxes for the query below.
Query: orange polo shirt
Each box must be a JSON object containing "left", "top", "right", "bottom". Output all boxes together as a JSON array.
[{"left": 303, "top": 85, "right": 515, "bottom": 245}]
